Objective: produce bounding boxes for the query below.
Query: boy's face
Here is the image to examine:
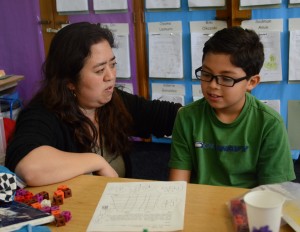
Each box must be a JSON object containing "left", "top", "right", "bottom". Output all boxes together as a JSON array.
[{"left": 200, "top": 52, "right": 259, "bottom": 121}]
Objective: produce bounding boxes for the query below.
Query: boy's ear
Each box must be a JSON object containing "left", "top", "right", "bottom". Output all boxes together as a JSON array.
[{"left": 246, "top": 74, "right": 260, "bottom": 92}]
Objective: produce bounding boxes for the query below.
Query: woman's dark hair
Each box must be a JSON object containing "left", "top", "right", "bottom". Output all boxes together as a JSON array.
[
  {"left": 202, "top": 26, "right": 265, "bottom": 77},
  {"left": 33, "top": 22, "right": 133, "bottom": 155}
]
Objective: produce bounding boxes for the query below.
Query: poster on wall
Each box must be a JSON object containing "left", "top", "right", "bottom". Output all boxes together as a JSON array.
[
  {"left": 148, "top": 21, "right": 183, "bottom": 79},
  {"left": 102, "top": 23, "right": 131, "bottom": 78}
]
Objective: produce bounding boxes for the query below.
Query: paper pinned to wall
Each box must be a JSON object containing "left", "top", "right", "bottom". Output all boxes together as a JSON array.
[
  {"left": 288, "top": 30, "right": 300, "bottom": 81},
  {"left": 260, "top": 99, "right": 281, "bottom": 114},
  {"left": 116, "top": 82, "right": 134, "bottom": 94},
  {"left": 242, "top": 19, "right": 283, "bottom": 82},
  {"left": 240, "top": 0, "right": 281, "bottom": 7},
  {"left": 93, "top": 0, "right": 128, "bottom": 12},
  {"left": 87, "top": 181, "right": 187, "bottom": 232},
  {"left": 148, "top": 21, "right": 183, "bottom": 78},
  {"left": 151, "top": 83, "right": 185, "bottom": 105},
  {"left": 190, "top": 33, "right": 210, "bottom": 78},
  {"left": 288, "top": 19, "right": 300, "bottom": 81},
  {"left": 192, "top": 84, "right": 204, "bottom": 101},
  {"left": 190, "top": 21, "right": 227, "bottom": 79},
  {"left": 188, "top": 0, "right": 226, "bottom": 7},
  {"left": 145, "top": 0, "right": 180, "bottom": 9},
  {"left": 102, "top": 23, "right": 131, "bottom": 78},
  {"left": 56, "top": 0, "right": 89, "bottom": 14},
  {"left": 259, "top": 32, "right": 282, "bottom": 82}
]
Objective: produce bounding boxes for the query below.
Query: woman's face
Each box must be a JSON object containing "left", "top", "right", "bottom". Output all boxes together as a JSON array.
[{"left": 73, "top": 40, "right": 117, "bottom": 110}]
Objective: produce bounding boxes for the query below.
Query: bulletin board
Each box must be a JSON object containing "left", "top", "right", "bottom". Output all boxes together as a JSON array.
[
  {"left": 50, "top": 0, "right": 300, "bottom": 156},
  {"left": 144, "top": 0, "right": 300, "bottom": 150}
]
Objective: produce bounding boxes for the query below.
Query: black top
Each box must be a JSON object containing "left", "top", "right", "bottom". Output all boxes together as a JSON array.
[{"left": 5, "top": 88, "right": 181, "bottom": 176}]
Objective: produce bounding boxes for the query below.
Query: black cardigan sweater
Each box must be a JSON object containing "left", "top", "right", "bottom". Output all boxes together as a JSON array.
[{"left": 5, "top": 88, "right": 181, "bottom": 177}]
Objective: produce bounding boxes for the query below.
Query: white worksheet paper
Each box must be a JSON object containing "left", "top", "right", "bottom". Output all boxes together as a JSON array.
[
  {"left": 102, "top": 23, "right": 131, "bottom": 78},
  {"left": 190, "top": 33, "right": 211, "bottom": 79},
  {"left": 56, "top": 0, "right": 88, "bottom": 13},
  {"left": 259, "top": 32, "right": 282, "bottom": 82},
  {"left": 116, "top": 82, "right": 133, "bottom": 94},
  {"left": 113, "top": 35, "right": 131, "bottom": 78},
  {"left": 260, "top": 99, "right": 281, "bottom": 114},
  {"left": 87, "top": 181, "right": 187, "bottom": 232},
  {"left": 149, "top": 33, "right": 183, "bottom": 78},
  {"left": 93, "top": 0, "right": 128, "bottom": 11},
  {"left": 188, "top": 0, "right": 226, "bottom": 7},
  {"left": 151, "top": 83, "right": 185, "bottom": 106},
  {"left": 192, "top": 84, "right": 204, "bottom": 101},
  {"left": 145, "top": 0, "right": 180, "bottom": 9},
  {"left": 289, "top": 30, "right": 300, "bottom": 81}
]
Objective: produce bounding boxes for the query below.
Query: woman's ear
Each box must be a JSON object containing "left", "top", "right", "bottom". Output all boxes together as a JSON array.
[
  {"left": 246, "top": 74, "right": 260, "bottom": 92},
  {"left": 67, "top": 82, "right": 75, "bottom": 91}
]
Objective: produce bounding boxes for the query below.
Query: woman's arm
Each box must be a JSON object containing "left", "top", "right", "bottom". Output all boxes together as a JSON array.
[
  {"left": 15, "top": 145, "right": 118, "bottom": 186},
  {"left": 116, "top": 88, "right": 182, "bottom": 138}
]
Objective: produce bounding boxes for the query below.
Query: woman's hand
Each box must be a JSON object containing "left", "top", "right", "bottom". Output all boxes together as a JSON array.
[{"left": 93, "top": 156, "right": 119, "bottom": 177}]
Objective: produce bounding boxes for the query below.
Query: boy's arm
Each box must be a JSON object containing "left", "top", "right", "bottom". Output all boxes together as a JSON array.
[
  {"left": 168, "top": 108, "right": 193, "bottom": 182},
  {"left": 169, "top": 169, "right": 191, "bottom": 182}
]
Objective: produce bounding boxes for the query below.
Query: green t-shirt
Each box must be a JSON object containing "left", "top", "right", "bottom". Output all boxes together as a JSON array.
[{"left": 169, "top": 93, "right": 295, "bottom": 188}]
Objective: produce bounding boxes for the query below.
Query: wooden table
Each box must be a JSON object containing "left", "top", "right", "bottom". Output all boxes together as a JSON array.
[
  {"left": 25, "top": 175, "right": 294, "bottom": 232},
  {"left": 0, "top": 75, "right": 24, "bottom": 92}
]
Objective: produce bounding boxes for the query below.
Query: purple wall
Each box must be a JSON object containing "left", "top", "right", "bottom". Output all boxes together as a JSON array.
[
  {"left": 0, "top": 0, "right": 45, "bottom": 104},
  {"left": 0, "top": 0, "right": 137, "bottom": 104}
]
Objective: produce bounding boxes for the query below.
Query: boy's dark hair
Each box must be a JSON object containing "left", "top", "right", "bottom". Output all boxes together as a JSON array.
[{"left": 202, "top": 26, "right": 264, "bottom": 77}]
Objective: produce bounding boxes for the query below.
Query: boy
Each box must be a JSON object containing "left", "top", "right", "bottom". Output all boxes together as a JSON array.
[{"left": 168, "top": 27, "right": 295, "bottom": 188}]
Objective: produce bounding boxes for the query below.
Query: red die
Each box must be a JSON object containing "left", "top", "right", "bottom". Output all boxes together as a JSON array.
[
  {"left": 62, "top": 188, "right": 72, "bottom": 198},
  {"left": 54, "top": 190, "right": 64, "bottom": 200},
  {"left": 54, "top": 215, "right": 65, "bottom": 227},
  {"left": 38, "top": 191, "right": 50, "bottom": 200},
  {"left": 53, "top": 195, "right": 63, "bottom": 205}
]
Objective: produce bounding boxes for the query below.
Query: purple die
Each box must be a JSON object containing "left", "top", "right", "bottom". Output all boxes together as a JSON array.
[{"left": 61, "top": 211, "right": 72, "bottom": 222}]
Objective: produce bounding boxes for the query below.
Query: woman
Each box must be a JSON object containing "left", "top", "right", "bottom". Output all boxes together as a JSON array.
[{"left": 5, "top": 22, "right": 181, "bottom": 186}]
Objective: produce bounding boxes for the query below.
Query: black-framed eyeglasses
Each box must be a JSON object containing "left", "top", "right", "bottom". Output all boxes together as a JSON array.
[{"left": 195, "top": 67, "right": 250, "bottom": 87}]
